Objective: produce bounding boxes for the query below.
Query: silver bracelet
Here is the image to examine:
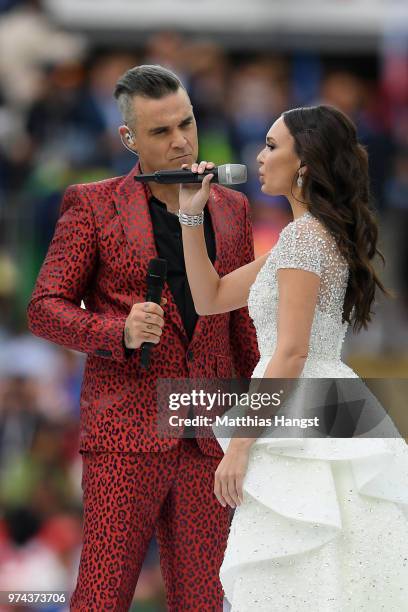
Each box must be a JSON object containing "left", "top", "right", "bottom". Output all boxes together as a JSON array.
[{"left": 177, "top": 209, "right": 204, "bottom": 226}]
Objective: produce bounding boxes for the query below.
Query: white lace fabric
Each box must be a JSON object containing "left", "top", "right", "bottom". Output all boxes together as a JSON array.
[
  {"left": 248, "top": 211, "right": 350, "bottom": 361},
  {"left": 215, "top": 211, "right": 408, "bottom": 611}
]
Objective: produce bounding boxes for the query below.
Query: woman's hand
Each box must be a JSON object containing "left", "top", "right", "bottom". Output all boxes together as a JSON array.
[
  {"left": 179, "top": 160, "right": 215, "bottom": 215},
  {"left": 214, "top": 441, "right": 252, "bottom": 508}
]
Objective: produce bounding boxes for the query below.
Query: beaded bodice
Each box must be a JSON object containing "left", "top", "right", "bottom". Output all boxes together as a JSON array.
[{"left": 248, "top": 211, "right": 349, "bottom": 360}]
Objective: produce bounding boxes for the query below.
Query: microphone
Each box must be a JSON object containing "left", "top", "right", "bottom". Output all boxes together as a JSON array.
[
  {"left": 134, "top": 164, "right": 247, "bottom": 186},
  {"left": 140, "top": 258, "right": 167, "bottom": 370}
]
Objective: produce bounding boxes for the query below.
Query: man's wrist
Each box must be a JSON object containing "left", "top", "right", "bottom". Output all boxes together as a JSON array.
[{"left": 123, "top": 330, "right": 135, "bottom": 357}]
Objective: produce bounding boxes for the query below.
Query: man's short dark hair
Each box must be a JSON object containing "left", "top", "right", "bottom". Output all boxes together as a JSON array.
[{"left": 114, "top": 64, "right": 185, "bottom": 125}]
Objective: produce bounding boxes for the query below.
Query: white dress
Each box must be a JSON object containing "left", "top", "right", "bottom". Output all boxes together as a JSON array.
[{"left": 214, "top": 211, "right": 408, "bottom": 612}]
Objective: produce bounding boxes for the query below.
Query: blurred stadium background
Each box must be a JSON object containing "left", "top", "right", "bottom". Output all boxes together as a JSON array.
[{"left": 0, "top": 0, "right": 407, "bottom": 610}]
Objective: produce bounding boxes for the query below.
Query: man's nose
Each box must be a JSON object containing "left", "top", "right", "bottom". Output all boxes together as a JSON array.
[{"left": 171, "top": 132, "right": 188, "bottom": 148}]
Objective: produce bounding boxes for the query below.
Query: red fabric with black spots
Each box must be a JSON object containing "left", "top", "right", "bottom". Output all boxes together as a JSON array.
[
  {"left": 69, "top": 440, "right": 231, "bottom": 611},
  {"left": 27, "top": 162, "right": 260, "bottom": 457},
  {"left": 27, "top": 162, "right": 259, "bottom": 611}
]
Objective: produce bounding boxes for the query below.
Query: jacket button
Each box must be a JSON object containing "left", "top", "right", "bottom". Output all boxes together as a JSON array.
[{"left": 186, "top": 349, "right": 194, "bottom": 362}]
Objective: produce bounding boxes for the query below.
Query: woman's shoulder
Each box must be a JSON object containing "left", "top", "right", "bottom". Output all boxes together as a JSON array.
[
  {"left": 274, "top": 210, "right": 347, "bottom": 273},
  {"left": 277, "top": 211, "right": 328, "bottom": 248}
]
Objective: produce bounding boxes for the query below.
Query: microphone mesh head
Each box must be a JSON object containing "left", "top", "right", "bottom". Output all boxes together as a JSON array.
[{"left": 217, "top": 164, "right": 247, "bottom": 185}]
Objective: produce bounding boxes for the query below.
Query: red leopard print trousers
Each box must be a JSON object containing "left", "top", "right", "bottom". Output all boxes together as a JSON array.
[{"left": 70, "top": 439, "right": 231, "bottom": 611}]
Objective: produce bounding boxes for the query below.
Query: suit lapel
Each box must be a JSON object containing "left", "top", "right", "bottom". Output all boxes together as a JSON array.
[
  {"left": 112, "top": 163, "right": 189, "bottom": 343},
  {"left": 207, "top": 186, "right": 227, "bottom": 277},
  {"left": 112, "top": 162, "right": 157, "bottom": 260}
]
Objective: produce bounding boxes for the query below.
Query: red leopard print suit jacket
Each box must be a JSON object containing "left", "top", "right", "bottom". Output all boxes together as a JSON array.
[{"left": 27, "top": 163, "right": 260, "bottom": 457}]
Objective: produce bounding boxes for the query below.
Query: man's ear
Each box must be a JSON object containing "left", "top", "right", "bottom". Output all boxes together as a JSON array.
[
  {"left": 119, "top": 125, "right": 139, "bottom": 155},
  {"left": 119, "top": 125, "right": 133, "bottom": 144}
]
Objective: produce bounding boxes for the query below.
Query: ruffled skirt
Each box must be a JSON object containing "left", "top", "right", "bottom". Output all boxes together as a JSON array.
[{"left": 215, "top": 356, "right": 408, "bottom": 611}]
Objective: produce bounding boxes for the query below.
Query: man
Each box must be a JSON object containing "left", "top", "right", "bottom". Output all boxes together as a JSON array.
[{"left": 27, "top": 64, "right": 259, "bottom": 611}]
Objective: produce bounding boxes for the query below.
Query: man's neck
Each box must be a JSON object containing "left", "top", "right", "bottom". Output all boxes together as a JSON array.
[{"left": 150, "top": 183, "right": 180, "bottom": 214}]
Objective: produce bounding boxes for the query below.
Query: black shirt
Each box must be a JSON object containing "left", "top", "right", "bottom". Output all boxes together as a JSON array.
[{"left": 147, "top": 195, "right": 216, "bottom": 341}]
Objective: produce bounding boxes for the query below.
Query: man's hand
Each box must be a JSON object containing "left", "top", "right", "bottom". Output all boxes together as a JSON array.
[{"left": 124, "top": 297, "right": 167, "bottom": 349}]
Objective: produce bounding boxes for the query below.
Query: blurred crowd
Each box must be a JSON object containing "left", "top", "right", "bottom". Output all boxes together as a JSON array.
[{"left": 0, "top": 0, "right": 407, "bottom": 610}]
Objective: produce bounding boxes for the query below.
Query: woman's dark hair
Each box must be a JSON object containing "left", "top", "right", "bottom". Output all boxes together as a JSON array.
[{"left": 282, "top": 104, "right": 390, "bottom": 332}]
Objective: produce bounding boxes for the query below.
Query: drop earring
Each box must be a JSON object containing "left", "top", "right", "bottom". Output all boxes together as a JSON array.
[{"left": 297, "top": 173, "right": 304, "bottom": 188}]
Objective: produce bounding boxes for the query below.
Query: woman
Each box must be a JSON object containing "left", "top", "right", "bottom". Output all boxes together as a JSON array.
[{"left": 178, "top": 105, "right": 408, "bottom": 611}]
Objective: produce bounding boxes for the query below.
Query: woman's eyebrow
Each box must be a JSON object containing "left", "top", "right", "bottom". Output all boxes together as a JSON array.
[{"left": 266, "top": 136, "right": 277, "bottom": 144}]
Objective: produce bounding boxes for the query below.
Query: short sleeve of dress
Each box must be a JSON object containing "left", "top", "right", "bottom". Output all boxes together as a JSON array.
[{"left": 275, "top": 215, "right": 325, "bottom": 277}]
